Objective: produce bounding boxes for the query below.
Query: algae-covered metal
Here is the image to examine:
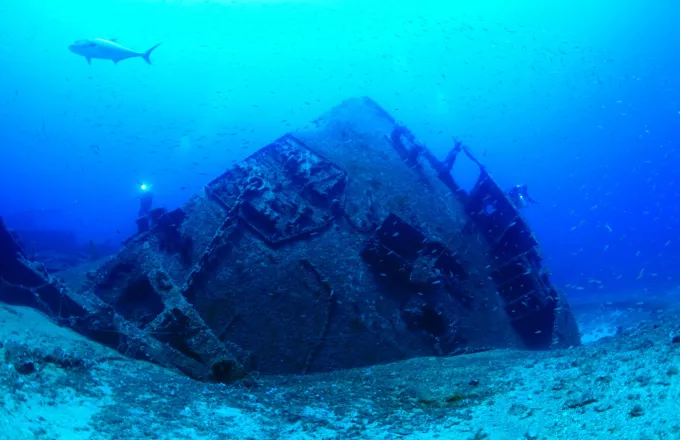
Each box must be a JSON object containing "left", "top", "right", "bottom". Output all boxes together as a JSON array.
[{"left": 0, "top": 97, "right": 580, "bottom": 382}]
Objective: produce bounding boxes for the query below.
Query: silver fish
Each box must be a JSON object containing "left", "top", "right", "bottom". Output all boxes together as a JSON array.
[{"left": 68, "top": 38, "right": 161, "bottom": 65}]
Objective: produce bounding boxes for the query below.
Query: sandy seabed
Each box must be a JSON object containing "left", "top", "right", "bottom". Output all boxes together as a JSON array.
[{"left": 0, "top": 294, "right": 679, "bottom": 440}]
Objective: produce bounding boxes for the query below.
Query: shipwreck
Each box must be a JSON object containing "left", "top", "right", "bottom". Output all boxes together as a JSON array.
[{"left": 0, "top": 97, "right": 580, "bottom": 382}]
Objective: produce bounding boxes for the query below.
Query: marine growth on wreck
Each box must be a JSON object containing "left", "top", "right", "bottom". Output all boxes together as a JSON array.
[{"left": 0, "top": 97, "right": 580, "bottom": 382}]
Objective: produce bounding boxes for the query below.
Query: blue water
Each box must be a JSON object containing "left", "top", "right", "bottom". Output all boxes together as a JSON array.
[{"left": 0, "top": 0, "right": 678, "bottom": 300}]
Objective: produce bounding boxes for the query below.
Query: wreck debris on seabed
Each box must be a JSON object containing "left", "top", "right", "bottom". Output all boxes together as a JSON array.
[{"left": 0, "top": 97, "right": 580, "bottom": 386}]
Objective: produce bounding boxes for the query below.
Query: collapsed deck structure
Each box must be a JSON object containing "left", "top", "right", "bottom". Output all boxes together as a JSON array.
[{"left": 0, "top": 97, "right": 580, "bottom": 382}]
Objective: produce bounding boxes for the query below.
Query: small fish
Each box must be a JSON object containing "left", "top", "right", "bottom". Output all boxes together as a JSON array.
[{"left": 68, "top": 38, "right": 162, "bottom": 65}]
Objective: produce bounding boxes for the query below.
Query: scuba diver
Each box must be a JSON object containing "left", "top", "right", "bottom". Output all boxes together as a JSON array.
[
  {"left": 508, "top": 184, "right": 539, "bottom": 209},
  {"left": 138, "top": 183, "right": 154, "bottom": 217}
]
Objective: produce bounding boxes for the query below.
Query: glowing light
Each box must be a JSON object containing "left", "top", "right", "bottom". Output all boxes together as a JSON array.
[{"left": 140, "top": 184, "right": 148, "bottom": 191}]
